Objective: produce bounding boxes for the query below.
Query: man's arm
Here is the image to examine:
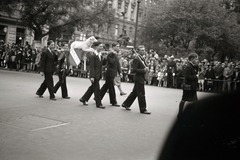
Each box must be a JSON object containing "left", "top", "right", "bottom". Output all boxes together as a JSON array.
[{"left": 39, "top": 50, "right": 47, "bottom": 73}]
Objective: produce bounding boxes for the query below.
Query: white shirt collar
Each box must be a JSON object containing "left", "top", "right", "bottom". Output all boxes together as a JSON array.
[{"left": 94, "top": 50, "right": 101, "bottom": 56}]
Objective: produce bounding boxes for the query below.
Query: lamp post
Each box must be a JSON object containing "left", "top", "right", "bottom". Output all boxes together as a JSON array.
[{"left": 134, "top": 0, "right": 141, "bottom": 48}]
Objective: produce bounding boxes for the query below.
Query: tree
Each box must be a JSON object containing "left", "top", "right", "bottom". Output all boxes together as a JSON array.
[
  {"left": 0, "top": 0, "right": 20, "bottom": 15},
  {"left": 13, "top": 0, "right": 115, "bottom": 40},
  {"left": 139, "top": 0, "right": 240, "bottom": 61}
]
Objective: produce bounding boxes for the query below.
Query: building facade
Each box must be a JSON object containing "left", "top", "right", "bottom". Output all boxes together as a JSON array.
[
  {"left": 0, "top": 9, "right": 34, "bottom": 46},
  {"left": 0, "top": 0, "right": 157, "bottom": 47},
  {"left": 77, "top": 0, "right": 158, "bottom": 47}
]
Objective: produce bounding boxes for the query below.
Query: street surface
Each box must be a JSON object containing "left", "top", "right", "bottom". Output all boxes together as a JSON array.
[{"left": 0, "top": 70, "right": 214, "bottom": 160}]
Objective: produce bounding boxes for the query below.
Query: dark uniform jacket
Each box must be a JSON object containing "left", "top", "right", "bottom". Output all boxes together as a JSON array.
[
  {"left": 89, "top": 52, "right": 102, "bottom": 80},
  {"left": 184, "top": 62, "right": 198, "bottom": 91},
  {"left": 205, "top": 68, "right": 215, "bottom": 79},
  {"left": 40, "top": 48, "right": 57, "bottom": 73},
  {"left": 104, "top": 52, "right": 121, "bottom": 78},
  {"left": 132, "top": 55, "right": 147, "bottom": 84},
  {"left": 214, "top": 66, "right": 224, "bottom": 80},
  {"left": 167, "top": 61, "right": 177, "bottom": 73},
  {"left": 233, "top": 71, "right": 240, "bottom": 81}
]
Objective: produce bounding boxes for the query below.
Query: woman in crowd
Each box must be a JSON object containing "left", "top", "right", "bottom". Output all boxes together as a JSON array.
[
  {"left": 35, "top": 48, "right": 42, "bottom": 73},
  {"left": 232, "top": 65, "right": 240, "bottom": 91},
  {"left": 15, "top": 50, "right": 22, "bottom": 71},
  {"left": 222, "top": 63, "right": 234, "bottom": 92},
  {"left": 205, "top": 63, "right": 215, "bottom": 92},
  {"left": 31, "top": 49, "right": 37, "bottom": 72},
  {"left": 25, "top": 49, "right": 32, "bottom": 72},
  {"left": 148, "top": 60, "right": 155, "bottom": 85},
  {"left": 157, "top": 68, "right": 165, "bottom": 87}
]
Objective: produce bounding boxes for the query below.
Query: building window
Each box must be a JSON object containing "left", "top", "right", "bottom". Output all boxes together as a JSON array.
[
  {"left": 107, "top": 23, "right": 111, "bottom": 34},
  {"left": 115, "top": 24, "right": 119, "bottom": 37},
  {"left": 124, "top": 2, "right": 129, "bottom": 12},
  {"left": 108, "top": 0, "right": 113, "bottom": 8},
  {"left": 118, "top": 0, "right": 122, "bottom": 10},
  {"left": 139, "top": 11, "right": 142, "bottom": 21},
  {"left": 131, "top": 8, "right": 134, "bottom": 21},
  {"left": 129, "top": 27, "right": 133, "bottom": 37},
  {"left": 123, "top": 25, "right": 126, "bottom": 35}
]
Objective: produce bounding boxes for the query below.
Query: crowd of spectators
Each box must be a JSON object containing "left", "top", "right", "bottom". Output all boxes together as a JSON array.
[
  {"left": 1, "top": 41, "right": 240, "bottom": 94},
  {"left": 0, "top": 42, "right": 42, "bottom": 73}
]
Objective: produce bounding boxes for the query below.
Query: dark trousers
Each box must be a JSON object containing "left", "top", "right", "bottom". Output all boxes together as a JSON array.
[
  {"left": 167, "top": 73, "right": 173, "bottom": 88},
  {"left": 100, "top": 76, "right": 117, "bottom": 104},
  {"left": 206, "top": 80, "right": 214, "bottom": 92},
  {"left": 214, "top": 79, "right": 223, "bottom": 93},
  {"left": 53, "top": 71, "right": 68, "bottom": 98},
  {"left": 122, "top": 81, "right": 147, "bottom": 113},
  {"left": 9, "top": 61, "right": 16, "bottom": 70},
  {"left": 36, "top": 72, "right": 55, "bottom": 98},
  {"left": 81, "top": 78, "right": 102, "bottom": 107},
  {"left": 151, "top": 77, "right": 158, "bottom": 86}
]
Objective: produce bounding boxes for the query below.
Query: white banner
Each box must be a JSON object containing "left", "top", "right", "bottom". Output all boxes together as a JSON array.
[{"left": 70, "top": 48, "right": 80, "bottom": 66}]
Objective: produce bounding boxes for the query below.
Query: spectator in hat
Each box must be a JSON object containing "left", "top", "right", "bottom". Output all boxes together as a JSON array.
[
  {"left": 30, "top": 49, "right": 37, "bottom": 72},
  {"left": 232, "top": 65, "right": 240, "bottom": 91},
  {"left": 213, "top": 62, "right": 224, "bottom": 93},
  {"left": 174, "top": 61, "right": 184, "bottom": 89},
  {"left": 166, "top": 55, "right": 177, "bottom": 88},
  {"left": 15, "top": 50, "right": 22, "bottom": 71},
  {"left": 205, "top": 62, "right": 215, "bottom": 92}
]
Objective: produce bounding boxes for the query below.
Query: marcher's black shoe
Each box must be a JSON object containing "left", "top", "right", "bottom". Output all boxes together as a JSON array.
[
  {"left": 141, "top": 111, "right": 151, "bottom": 115},
  {"left": 112, "top": 103, "right": 120, "bottom": 107},
  {"left": 122, "top": 104, "right": 131, "bottom": 111},
  {"left": 79, "top": 98, "right": 88, "bottom": 105},
  {"left": 96, "top": 105, "right": 105, "bottom": 109},
  {"left": 63, "top": 97, "right": 70, "bottom": 99},
  {"left": 120, "top": 92, "right": 127, "bottom": 96},
  {"left": 50, "top": 98, "right": 57, "bottom": 101},
  {"left": 36, "top": 92, "right": 43, "bottom": 98}
]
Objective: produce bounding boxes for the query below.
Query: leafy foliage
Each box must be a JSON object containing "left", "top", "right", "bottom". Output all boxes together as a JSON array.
[
  {"left": 0, "top": 0, "right": 20, "bottom": 15},
  {"left": 139, "top": 0, "right": 240, "bottom": 62},
  {"left": 14, "top": 0, "right": 115, "bottom": 40}
]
